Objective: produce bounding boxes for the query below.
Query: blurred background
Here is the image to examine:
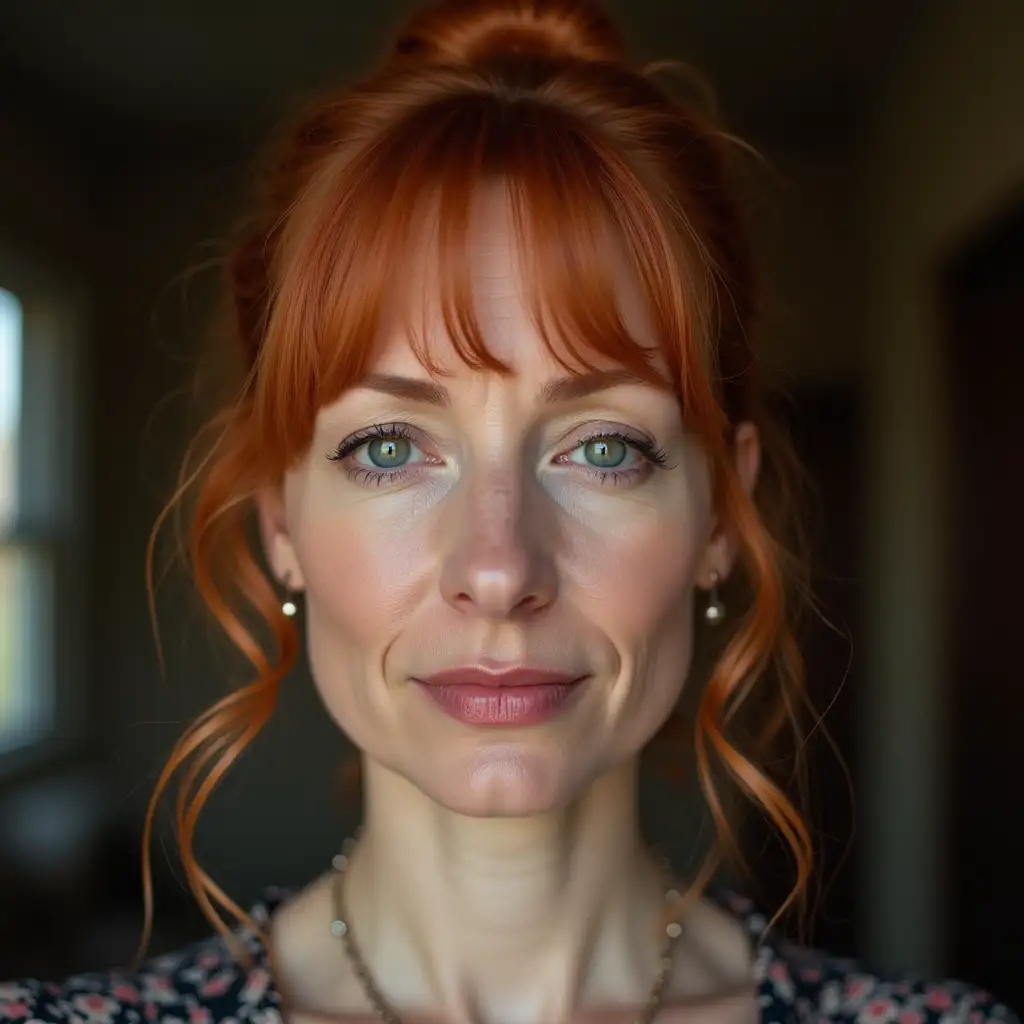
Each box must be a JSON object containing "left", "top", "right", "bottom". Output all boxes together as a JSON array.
[{"left": 0, "top": 0, "right": 1021, "bottom": 1005}]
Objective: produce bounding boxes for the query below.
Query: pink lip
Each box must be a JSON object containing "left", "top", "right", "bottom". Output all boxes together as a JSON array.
[{"left": 415, "top": 667, "right": 587, "bottom": 727}]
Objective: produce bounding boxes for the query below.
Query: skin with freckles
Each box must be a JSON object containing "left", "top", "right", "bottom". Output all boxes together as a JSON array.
[{"left": 260, "top": 188, "right": 761, "bottom": 1024}]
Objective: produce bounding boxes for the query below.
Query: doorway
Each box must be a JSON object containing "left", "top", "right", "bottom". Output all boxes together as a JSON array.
[{"left": 941, "top": 190, "right": 1024, "bottom": 1007}]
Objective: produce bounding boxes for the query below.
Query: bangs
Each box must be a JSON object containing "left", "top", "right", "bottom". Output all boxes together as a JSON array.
[{"left": 258, "top": 84, "right": 723, "bottom": 451}]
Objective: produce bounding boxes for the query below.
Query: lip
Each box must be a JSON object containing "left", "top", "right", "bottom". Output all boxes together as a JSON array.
[
  {"left": 414, "top": 666, "right": 587, "bottom": 727},
  {"left": 419, "top": 666, "right": 581, "bottom": 688}
]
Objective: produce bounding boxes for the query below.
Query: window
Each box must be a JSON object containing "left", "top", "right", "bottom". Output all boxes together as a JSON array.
[
  {"left": 0, "top": 267, "right": 87, "bottom": 765},
  {"left": 0, "top": 287, "right": 51, "bottom": 752}
]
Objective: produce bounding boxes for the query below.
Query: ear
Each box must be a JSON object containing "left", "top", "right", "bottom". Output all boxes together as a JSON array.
[
  {"left": 257, "top": 484, "right": 305, "bottom": 592},
  {"left": 696, "top": 421, "right": 761, "bottom": 587}
]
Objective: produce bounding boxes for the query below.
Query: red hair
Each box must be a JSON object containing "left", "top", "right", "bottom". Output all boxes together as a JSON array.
[{"left": 140, "top": 0, "right": 812, "bottom": 959}]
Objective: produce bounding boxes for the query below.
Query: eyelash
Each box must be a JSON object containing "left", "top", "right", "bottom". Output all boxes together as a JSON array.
[
  {"left": 327, "top": 422, "right": 670, "bottom": 487},
  {"left": 555, "top": 429, "right": 669, "bottom": 486},
  {"left": 327, "top": 423, "right": 424, "bottom": 487}
]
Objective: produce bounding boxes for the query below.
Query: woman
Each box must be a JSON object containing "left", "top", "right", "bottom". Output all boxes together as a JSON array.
[{"left": 3, "top": 0, "right": 1018, "bottom": 1022}]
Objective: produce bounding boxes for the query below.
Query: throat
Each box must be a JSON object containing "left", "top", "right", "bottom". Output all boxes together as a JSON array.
[{"left": 332, "top": 759, "right": 672, "bottom": 1024}]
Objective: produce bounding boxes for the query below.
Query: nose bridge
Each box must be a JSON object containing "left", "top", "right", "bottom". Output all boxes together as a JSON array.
[
  {"left": 440, "top": 463, "right": 556, "bottom": 618},
  {"left": 476, "top": 468, "right": 519, "bottom": 547}
]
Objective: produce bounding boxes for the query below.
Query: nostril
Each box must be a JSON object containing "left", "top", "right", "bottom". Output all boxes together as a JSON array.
[{"left": 516, "top": 593, "right": 544, "bottom": 613}]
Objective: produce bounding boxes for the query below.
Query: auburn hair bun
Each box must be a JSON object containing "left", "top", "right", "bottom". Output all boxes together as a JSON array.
[{"left": 390, "top": 0, "right": 627, "bottom": 68}]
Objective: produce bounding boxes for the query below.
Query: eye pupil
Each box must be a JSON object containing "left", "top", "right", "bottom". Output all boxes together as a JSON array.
[
  {"left": 368, "top": 436, "right": 410, "bottom": 467},
  {"left": 585, "top": 438, "right": 627, "bottom": 468}
]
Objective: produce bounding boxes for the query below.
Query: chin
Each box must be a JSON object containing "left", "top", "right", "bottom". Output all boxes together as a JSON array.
[{"left": 416, "top": 742, "right": 594, "bottom": 817}]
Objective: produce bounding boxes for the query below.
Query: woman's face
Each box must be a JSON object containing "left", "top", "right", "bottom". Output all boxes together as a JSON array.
[{"left": 262, "top": 194, "right": 754, "bottom": 816}]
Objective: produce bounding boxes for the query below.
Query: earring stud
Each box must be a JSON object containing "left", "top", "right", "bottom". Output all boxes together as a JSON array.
[
  {"left": 704, "top": 571, "right": 725, "bottom": 625},
  {"left": 280, "top": 573, "right": 299, "bottom": 618}
]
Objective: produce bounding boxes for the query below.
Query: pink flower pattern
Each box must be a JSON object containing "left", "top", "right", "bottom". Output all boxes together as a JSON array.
[{"left": 0, "top": 888, "right": 1017, "bottom": 1024}]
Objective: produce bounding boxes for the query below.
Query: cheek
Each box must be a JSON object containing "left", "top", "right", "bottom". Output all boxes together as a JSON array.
[
  {"left": 558, "top": 486, "right": 707, "bottom": 740},
  {"left": 292, "top": 489, "right": 436, "bottom": 642},
  {"left": 287, "top": 485, "right": 441, "bottom": 743},
  {"left": 594, "top": 518, "right": 700, "bottom": 696},
  {"left": 560, "top": 490, "right": 705, "bottom": 636},
  {"left": 594, "top": 532, "right": 695, "bottom": 632},
  {"left": 603, "top": 543, "right": 700, "bottom": 754}
]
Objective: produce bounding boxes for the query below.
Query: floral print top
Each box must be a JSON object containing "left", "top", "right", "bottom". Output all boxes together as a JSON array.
[{"left": 1, "top": 887, "right": 1018, "bottom": 1024}]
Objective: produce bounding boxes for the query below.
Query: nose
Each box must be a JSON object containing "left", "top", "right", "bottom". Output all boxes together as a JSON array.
[{"left": 439, "top": 470, "right": 558, "bottom": 620}]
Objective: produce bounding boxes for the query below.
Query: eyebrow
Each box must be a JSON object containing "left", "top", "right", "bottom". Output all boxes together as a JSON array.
[{"left": 353, "top": 368, "right": 659, "bottom": 406}]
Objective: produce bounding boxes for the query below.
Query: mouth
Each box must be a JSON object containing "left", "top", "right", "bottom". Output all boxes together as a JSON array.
[{"left": 413, "top": 666, "right": 589, "bottom": 727}]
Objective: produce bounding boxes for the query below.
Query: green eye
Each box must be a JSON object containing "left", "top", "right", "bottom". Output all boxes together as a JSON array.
[
  {"left": 583, "top": 437, "right": 628, "bottom": 468},
  {"left": 366, "top": 436, "right": 412, "bottom": 467}
]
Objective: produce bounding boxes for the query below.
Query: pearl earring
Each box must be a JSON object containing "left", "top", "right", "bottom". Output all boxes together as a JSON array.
[
  {"left": 704, "top": 571, "right": 725, "bottom": 625},
  {"left": 280, "top": 573, "right": 299, "bottom": 618}
]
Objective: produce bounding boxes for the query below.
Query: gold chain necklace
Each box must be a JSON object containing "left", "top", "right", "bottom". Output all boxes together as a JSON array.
[{"left": 329, "top": 838, "right": 686, "bottom": 1024}]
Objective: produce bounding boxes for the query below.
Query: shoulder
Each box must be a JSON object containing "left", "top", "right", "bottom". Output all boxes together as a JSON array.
[
  {"left": 0, "top": 932, "right": 275, "bottom": 1024},
  {"left": 709, "top": 889, "right": 1019, "bottom": 1024},
  {"left": 763, "top": 936, "right": 1020, "bottom": 1024}
]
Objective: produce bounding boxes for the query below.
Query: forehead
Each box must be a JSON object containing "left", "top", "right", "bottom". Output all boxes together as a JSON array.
[{"left": 371, "top": 183, "right": 666, "bottom": 382}]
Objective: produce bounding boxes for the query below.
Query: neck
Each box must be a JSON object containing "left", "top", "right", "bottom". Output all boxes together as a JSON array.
[{"left": 343, "top": 758, "right": 668, "bottom": 1024}]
